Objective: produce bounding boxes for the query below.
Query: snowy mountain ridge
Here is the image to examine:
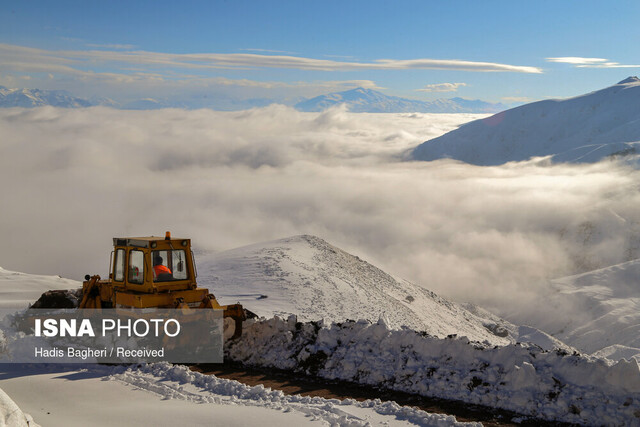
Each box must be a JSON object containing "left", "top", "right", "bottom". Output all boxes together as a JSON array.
[
  {"left": 0, "top": 86, "right": 93, "bottom": 108},
  {"left": 200, "top": 233, "right": 640, "bottom": 361},
  {"left": 0, "top": 86, "right": 176, "bottom": 110},
  {"left": 513, "top": 258, "right": 640, "bottom": 358},
  {"left": 199, "top": 235, "right": 525, "bottom": 346},
  {"left": 0, "top": 85, "right": 506, "bottom": 113},
  {"left": 295, "top": 87, "right": 507, "bottom": 113},
  {"left": 412, "top": 77, "right": 640, "bottom": 165}
]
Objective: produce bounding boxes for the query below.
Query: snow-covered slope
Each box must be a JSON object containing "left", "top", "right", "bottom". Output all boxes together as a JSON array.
[
  {"left": 201, "top": 235, "right": 532, "bottom": 346},
  {"left": 412, "top": 77, "right": 640, "bottom": 165},
  {"left": 0, "top": 266, "right": 80, "bottom": 309},
  {"left": 0, "top": 386, "right": 38, "bottom": 427},
  {"left": 295, "top": 87, "right": 506, "bottom": 113},
  {"left": 512, "top": 259, "right": 640, "bottom": 360}
]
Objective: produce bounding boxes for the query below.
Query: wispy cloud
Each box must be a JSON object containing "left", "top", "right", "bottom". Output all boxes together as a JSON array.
[
  {"left": 86, "top": 43, "right": 137, "bottom": 50},
  {"left": 323, "top": 54, "right": 357, "bottom": 60},
  {"left": 0, "top": 43, "right": 543, "bottom": 74},
  {"left": 0, "top": 42, "right": 387, "bottom": 101},
  {"left": 547, "top": 57, "right": 609, "bottom": 65},
  {"left": 416, "top": 82, "right": 467, "bottom": 93},
  {"left": 0, "top": 42, "right": 540, "bottom": 102},
  {"left": 240, "top": 48, "right": 297, "bottom": 55},
  {"left": 374, "top": 59, "right": 541, "bottom": 73},
  {"left": 192, "top": 77, "right": 381, "bottom": 91},
  {"left": 547, "top": 57, "right": 640, "bottom": 68}
]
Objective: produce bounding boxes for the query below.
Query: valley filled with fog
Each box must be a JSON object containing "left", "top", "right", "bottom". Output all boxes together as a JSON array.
[{"left": 2, "top": 105, "right": 639, "bottom": 322}]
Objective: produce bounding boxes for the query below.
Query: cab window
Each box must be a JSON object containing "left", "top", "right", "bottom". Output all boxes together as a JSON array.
[
  {"left": 114, "top": 249, "right": 125, "bottom": 282},
  {"left": 128, "top": 250, "right": 144, "bottom": 284},
  {"left": 153, "top": 249, "right": 188, "bottom": 282}
]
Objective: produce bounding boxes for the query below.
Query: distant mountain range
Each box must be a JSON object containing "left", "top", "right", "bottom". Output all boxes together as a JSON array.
[
  {"left": 294, "top": 87, "right": 507, "bottom": 113},
  {"left": 0, "top": 85, "right": 507, "bottom": 113},
  {"left": 412, "top": 77, "right": 640, "bottom": 165},
  {"left": 0, "top": 86, "right": 173, "bottom": 110},
  {"left": 0, "top": 86, "right": 94, "bottom": 108}
]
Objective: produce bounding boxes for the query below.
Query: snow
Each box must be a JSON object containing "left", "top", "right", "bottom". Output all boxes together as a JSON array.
[
  {"left": 0, "top": 87, "right": 92, "bottom": 108},
  {"left": 0, "top": 84, "right": 505, "bottom": 113},
  {"left": 199, "top": 235, "right": 517, "bottom": 346},
  {"left": 514, "top": 326, "right": 571, "bottom": 352},
  {"left": 0, "top": 258, "right": 479, "bottom": 426},
  {"left": 294, "top": 87, "right": 505, "bottom": 114},
  {"left": 512, "top": 258, "right": 640, "bottom": 360},
  {"left": 0, "top": 235, "right": 639, "bottom": 425},
  {"left": 0, "top": 365, "right": 319, "bottom": 427},
  {"left": 0, "top": 267, "right": 80, "bottom": 309},
  {"left": 594, "top": 345, "right": 640, "bottom": 362},
  {"left": 412, "top": 77, "right": 640, "bottom": 165},
  {"left": 618, "top": 76, "right": 640, "bottom": 85},
  {"left": 227, "top": 315, "right": 640, "bottom": 426},
  {"left": 111, "top": 363, "right": 476, "bottom": 426},
  {"left": 0, "top": 385, "right": 38, "bottom": 427},
  {"left": 0, "top": 363, "right": 475, "bottom": 427}
]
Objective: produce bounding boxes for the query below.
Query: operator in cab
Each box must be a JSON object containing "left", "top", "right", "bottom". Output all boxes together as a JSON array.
[{"left": 153, "top": 255, "right": 172, "bottom": 279}]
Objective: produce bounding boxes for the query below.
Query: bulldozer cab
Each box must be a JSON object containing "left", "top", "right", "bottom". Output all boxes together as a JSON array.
[
  {"left": 111, "top": 232, "right": 198, "bottom": 294},
  {"left": 70, "top": 231, "right": 246, "bottom": 338}
]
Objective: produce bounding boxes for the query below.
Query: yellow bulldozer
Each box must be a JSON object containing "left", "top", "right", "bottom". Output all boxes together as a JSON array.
[{"left": 35, "top": 232, "right": 246, "bottom": 340}]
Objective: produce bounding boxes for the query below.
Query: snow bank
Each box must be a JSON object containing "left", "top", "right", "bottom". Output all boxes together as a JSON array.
[
  {"left": 0, "top": 387, "right": 38, "bottom": 427},
  {"left": 109, "top": 363, "right": 478, "bottom": 427},
  {"left": 227, "top": 316, "right": 640, "bottom": 425}
]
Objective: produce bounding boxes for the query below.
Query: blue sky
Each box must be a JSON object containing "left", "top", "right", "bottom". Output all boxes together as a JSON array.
[{"left": 1, "top": 0, "right": 639, "bottom": 106}]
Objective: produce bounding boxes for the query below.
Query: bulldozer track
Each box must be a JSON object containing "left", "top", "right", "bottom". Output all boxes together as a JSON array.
[{"left": 192, "top": 362, "right": 575, "bottom": 427}]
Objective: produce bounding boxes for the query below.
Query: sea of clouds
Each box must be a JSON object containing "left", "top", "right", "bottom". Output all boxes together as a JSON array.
[{"left": 2, "top": 105, "right": 639, "bottom": 319}]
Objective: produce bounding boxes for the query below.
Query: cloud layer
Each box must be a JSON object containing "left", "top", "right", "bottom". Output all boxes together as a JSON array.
[{"left": 1, "top": 106, "right": 639, "bottom": 318}]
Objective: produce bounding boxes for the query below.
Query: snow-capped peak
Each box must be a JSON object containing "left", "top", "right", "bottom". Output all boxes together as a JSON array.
[
  {"left": 617, "top": 76, "right": 640, "bottom": 85},
  {"left": 198, "top": 234, "right": 523, "bottom": 345},
  {"left": 412, "top": 77, "right": 640, "bottom": 165},
  {"left": 294, "top": 87, "right": 506, "bottom": 113}
]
